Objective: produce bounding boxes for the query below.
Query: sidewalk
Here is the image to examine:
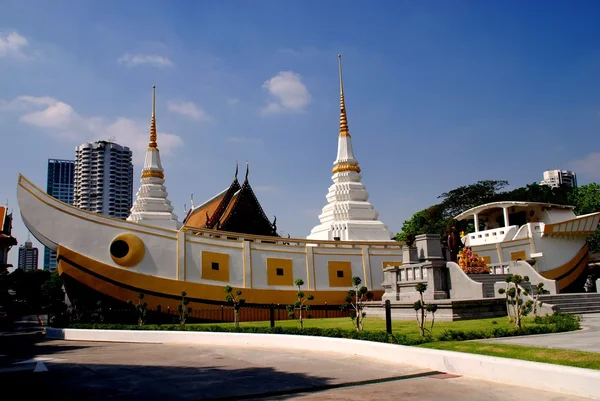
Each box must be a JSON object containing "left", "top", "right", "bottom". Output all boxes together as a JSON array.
[{"left": 478, "top": 313, "right": 600, "bottom": 353}]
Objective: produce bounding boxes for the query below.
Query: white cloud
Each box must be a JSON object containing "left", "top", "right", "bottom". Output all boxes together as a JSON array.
[
  {"left": 0, "top": 31, "right": 29, "bottom": 59},
  {"left": 167, "top": 100, "right": 211, "bottom": 121},
  {"left": 117, "top": 53, "right": 173, "bottom": 68},
  {"left": 1, "top": 95, "right": 183, "bottom": 164},
  {"left": 260, "top": 71, "right": 311, "bottom": 115},
  {"left": 568, "top": 152, "right": 600, "bottom": 179}
]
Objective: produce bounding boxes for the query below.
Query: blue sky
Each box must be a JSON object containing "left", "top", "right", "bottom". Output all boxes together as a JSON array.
[{"left": 1, "top": 1, "right": 600, "bottom": 268}]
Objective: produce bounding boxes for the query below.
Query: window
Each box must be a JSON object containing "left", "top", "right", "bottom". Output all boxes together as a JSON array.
[
  {"left": 337, "top": 270, "right": 344, "bottom": 278},
  {"left": 211, "top": 262, "right": 219, "bottom": 271},
  {"left": 276, "top": 268, "right": 284, "bottom": 276}
]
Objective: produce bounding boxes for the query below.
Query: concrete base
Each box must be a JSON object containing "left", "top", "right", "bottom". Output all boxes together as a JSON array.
[{"left": 365, "top": 298, "right": 507, "bottom": 321}]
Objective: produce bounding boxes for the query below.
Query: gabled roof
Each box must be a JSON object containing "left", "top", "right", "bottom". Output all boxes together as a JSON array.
[
  {"left": 0, "top": 206, "right": 17, "bottom": 246},
  {"left": 455, "top": 201, "right": 575, "bottom": 221},
  {"left": 182, "top": 187, "right": 231, "bottom": 228},
  {"left": 218, "top": 178, "right": 278, "bottom": 236},
  {"left": 183, "top": 163, "right": 279, "bottom": 237}
]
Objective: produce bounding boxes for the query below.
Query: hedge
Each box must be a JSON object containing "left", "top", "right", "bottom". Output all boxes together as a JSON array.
[{"left": 67, "top": 313, "right": 580, "bottom": 346}]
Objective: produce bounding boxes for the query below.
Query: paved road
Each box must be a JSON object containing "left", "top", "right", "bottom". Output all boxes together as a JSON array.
[
  {"left": 480, "top": 313, "right": 600, "bottom": 353},
  {"left": 1, "top": 339, "right": 592, "bottom": 400}
]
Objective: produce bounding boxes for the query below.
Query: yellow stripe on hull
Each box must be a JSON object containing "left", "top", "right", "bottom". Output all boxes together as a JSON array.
[
  {"left": 57, "top": 245, "right": 381, "bottom": 310},
  {"left": 541, "top": 244, "right": 590, "bottom": 291}
]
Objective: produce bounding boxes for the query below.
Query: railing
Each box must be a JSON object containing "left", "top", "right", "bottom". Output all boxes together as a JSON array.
[
  {"left": 72, "top": 303, "right": 352, "bottom": 325},
  {"left": 183, "top": 226, "right": 404, "bottom": 250},
  {"left": 487, "top": 263, "right": 510, "bottom": 274},
  {"left": 396, "top": 265, "right": 428, "bottom": 283}
]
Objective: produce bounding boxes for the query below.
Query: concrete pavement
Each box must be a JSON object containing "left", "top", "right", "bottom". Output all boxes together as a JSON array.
[
  {"left": 479, "top": 313, "right": 600, "bottom": 353},
  {"left": 2, "top": 339, "right": 593, "bottom": 400}
]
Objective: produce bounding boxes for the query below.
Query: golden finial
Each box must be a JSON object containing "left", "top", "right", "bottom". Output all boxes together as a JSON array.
[
  {"left": 149, "top": 85, "right": 157, "bottom": 149},
  {"left": 338, "top": 54, "right": 350, "bottom": 138}
]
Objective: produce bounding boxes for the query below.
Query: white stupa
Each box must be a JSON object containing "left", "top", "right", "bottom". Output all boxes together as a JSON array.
[
  {"left": 307, "top": 55, "right": 393, "bottom": 242},
  {"left": 127, "top": 86, "right": 181, "bottom": 229}
]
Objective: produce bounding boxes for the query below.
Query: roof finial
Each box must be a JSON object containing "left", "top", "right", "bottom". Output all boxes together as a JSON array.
[
  {"left": 235, "top": 161, "right": 239, "bottom": 180},
  {"left": 149, "top": 85, "right": 158, "bottom": 148},
  {"left": 245, "top": 160, "right": 249, "bottom": 182},
  {"left": 190, "top": 192, "right": 195, "bottom": 209},
  {"left": 338, "top": 54, "right": 350, "bottom": 138}
]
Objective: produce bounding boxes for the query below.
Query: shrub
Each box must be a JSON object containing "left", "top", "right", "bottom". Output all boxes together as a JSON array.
[
  {"left": 343, "top": 276, "right": 374, "bottom": 332},
  {"left": 286, "top": 279, "right": 314, "bottom": 329}
]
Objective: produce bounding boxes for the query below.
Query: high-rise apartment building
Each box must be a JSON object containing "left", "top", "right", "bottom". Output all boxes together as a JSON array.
[
  {"left": 18, "top": 237, "right": 38, "bottom": 271},
  {"left": 44, "top": 159, "right": 75, "bottom": 271},
  {"left": 540, "top": 169, "right": 578, "bottom": 188},
  {"left": 74, "top": 141, "right": 134, "bottom": 220}
]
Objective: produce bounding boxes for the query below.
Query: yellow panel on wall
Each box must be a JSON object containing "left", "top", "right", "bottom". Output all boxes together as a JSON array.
[
  {"left": 382, "top": 261, "right": 402, "bottom": 270},
  {"left": 510, "top": 250, "right": 527, "bottom": 261},
  {"left": 266, "top": 258, "right": 293, "bottom": 286},
  {"left": 328, "top": 261, "right": 353, "bottom": 287},
  {"left": 481, "top": 256, "right": 491, "bottom": 264},
  {"left": 202, "top": 251, "right": 230, "bottom": 282}
]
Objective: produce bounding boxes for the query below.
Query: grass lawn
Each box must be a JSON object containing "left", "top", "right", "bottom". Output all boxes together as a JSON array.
[
  {"left": 420, "top": 341, "right": 600, "bottom": 370},
  {"left": 190, "top": 316, "right": 535, "bottom": 339}
]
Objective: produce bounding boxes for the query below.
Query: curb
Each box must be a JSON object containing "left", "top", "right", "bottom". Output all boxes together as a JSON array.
[{"left": 47, "top": 328, "right": 600, "bottom": 400}]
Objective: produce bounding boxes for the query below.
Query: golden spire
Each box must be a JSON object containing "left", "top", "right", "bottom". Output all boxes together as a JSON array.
[
  {"left": 149, "top": 85, "right": 157, "bottom": 149},
  {"left": 338, "top": 54, "right": 350, "bottom": 138}
]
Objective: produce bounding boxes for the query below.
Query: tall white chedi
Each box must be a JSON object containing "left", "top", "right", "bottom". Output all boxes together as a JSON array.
[
  {"left": 307, "top": 55, "right": 392, "bottom": 241},
  {"left": 127, "top": 86, "right": 181, "bottom": 229}
]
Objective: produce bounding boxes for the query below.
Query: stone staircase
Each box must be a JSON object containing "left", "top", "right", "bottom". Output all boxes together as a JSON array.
[
  {"left": 538, "top": 293, "right": 600, "bottom": 315},
  {"left": 468, "top": 274, "right": 511, "bottom": 298}
]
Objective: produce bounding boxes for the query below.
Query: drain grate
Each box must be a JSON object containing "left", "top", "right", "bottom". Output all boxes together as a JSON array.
[{"left": 198, "top": 370, "right": 444, "bottom": 401}]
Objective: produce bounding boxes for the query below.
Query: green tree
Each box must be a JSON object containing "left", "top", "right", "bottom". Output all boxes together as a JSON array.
[
  {"left": 224, "top": 285, "right": 245, "bottom": 329},
  {"left": 413, "top": 283, "right": 438, "bottom": 337},
  {"left": 498, "top": 275, "right": 534, "bottom": 329},
  {"left": 568, "top": 183, "right": 600, "bottom": 254},
  {"left": 286, "top": 278, "right": 314, "bottom": 329},
  {"left": 128, "top": 292, "right": 147, "bottom": 327},
  {"left": 343, "top": 276, "right": 374, "bottom": 332},
  {"left": 178, "top": 291, "right": 192, "bottom": 325},
  {"left": 439, "top": 180, "right": 509, "bottom": 219},
  {"left": 40, "top": 271, "right": 68, "bottom": 326}
]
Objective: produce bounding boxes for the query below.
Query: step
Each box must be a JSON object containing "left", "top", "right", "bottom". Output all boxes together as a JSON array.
[
  {"left": 539, "top": 295, "right": 600, "bottom": 301},
  {"left": 556, "top": 307, "right": 600, "bottom": 314},
  {"left": 539, "top": 299, "right": 600, "bottom": 307}
]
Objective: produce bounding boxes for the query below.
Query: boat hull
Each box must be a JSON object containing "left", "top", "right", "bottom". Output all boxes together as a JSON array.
[{"left": 18, "top": 174, "right": 398, "bottom": 306}]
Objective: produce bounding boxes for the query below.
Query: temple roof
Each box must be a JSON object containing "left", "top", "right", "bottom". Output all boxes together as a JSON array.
[
  {"left": 0, "top": 206, "right": 18, "bottom": 246},
  {"left": 183, "top": 164, "right": 279, "bottom": 237}
]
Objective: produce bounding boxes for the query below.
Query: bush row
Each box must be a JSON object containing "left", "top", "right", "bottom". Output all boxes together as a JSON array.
[{"left": 68, "top": 313, "right": 580, "bottom": 345}]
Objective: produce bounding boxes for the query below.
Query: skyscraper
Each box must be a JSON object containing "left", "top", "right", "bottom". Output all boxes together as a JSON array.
[
  {"left": 18, "top": 237, "right": 38, "bottom": 271},
  {"left": 44, "top": 159, "right": 75, "bottom": 271},
  {"left": 74, "top": 141, "right": 134, "bottom": 220},
  {"left": 540, "top": 169, "right": 578, "bottom": 188}
]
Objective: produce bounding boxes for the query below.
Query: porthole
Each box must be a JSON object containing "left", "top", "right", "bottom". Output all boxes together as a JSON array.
[{"left": 109, "top": 233, "right": 145, "bottom": 267}]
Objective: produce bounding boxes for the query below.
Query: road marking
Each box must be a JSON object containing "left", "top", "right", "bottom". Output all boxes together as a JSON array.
[
  {"left": 33, "top": 362, "right": 48, "bottom": 372},
  {"left": 15, "top": 357, "right": 65, "bottom": 364}
]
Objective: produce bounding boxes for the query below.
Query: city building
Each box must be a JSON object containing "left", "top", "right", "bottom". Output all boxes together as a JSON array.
[
  {"left": 127, "top": 86, "right": 180, "bottom": 229},
  {"left": 44, "top": 159, "right": 75, "bottom": 271},
  {"left": 0, "top": 205, "right": 18, "bottom": 272},
  {"left": 307, "top": 55, "right": 393, "bottom": 241},
  {"left": 18, "top": 236, "right": 38, "bottom": 271},
  {"left": 540, "top": 169, "right": 577, "bottom": 188},
  {"left": 74, "top": 140, "right": 134, "bottom": 220}
]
